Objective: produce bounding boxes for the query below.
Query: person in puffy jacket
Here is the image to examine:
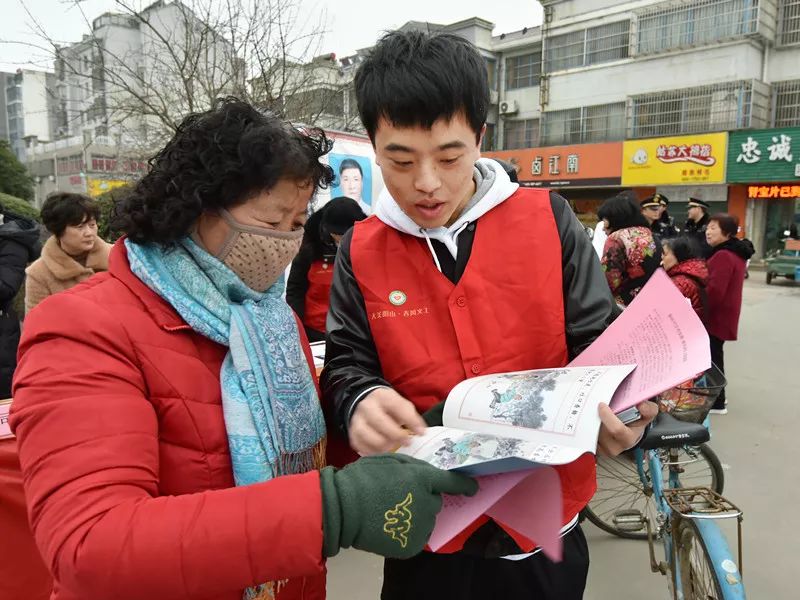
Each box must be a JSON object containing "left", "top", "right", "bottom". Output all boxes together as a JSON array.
[
  {"left": 287, "top": 198, "right": 366, "bottom": 342},
  {"left": 10, "top": 98, "right": 476, "bottom": 600},
  {"left": 661, "top": 235, "right": 708, "bottom": 321},
  {"left": 0, "top": 205, "right": 40, "bottom": 396}
]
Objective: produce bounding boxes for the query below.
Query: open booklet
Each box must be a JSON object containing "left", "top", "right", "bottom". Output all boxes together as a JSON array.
[
  {"left": 398, "top": 269, "right": 711, "bottom": 477},
  {"left": 399, "top": 364, "right": 635, "bottom": 476}
]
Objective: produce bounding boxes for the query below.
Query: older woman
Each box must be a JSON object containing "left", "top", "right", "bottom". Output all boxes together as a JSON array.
[
  {"left": 661, "top": 235, "right": 708, "bottom": 321},
  {"left": 704, "top": 213, "right": 754, "bottom": 414},
  {"left": 25, "top": 192, "right": 111, "bottom": 313},
  {"left": 10, "top": 99, "right": 476, "bottom": 600},
  {"left": 597, "top": 191, "right": 662, "bottom": 306}
]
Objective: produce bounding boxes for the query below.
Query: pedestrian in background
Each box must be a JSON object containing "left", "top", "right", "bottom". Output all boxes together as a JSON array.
[
  {"left": 10, "top": 99, "right": 476, "bottom": 600},
  {"left": 25, "top": 192, "right": 111, "bottom": 313},
  {"left": 661, "top": 235, "right": 708, "bottom": 322},
  {"left": 287, "top": 197, "right": 366, "bottom": 342},
  {"left": 685, "top": 197, "right": 712, "bottom": 258},
  {"left": 597, "top": 191, "right": 662, "bottom": 306},
  {"left": 653, "top": 193, "right": 679, "bottom": 239},
  {"left": 0, "top": 202, "right": 40, "bottom": 397},
  {"left": 705, "top": 213, "right": 754, "bottom": 415}
]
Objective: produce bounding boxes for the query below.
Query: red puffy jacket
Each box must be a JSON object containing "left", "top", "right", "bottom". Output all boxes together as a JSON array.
[
  {"left": 11, "top": 241, "right": 326, "bottom": 600},
  {"left": 666, "top": 258, "right": 708, "bottom": 322}
]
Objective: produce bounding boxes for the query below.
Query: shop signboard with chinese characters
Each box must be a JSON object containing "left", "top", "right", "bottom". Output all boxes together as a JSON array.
[
  {"left": 745, "top": 184, "right": 800, "bottom": 199},
  {"left": 727, "top": 127, "right": 800, "bottom": 183},
  {"left": 484, "top": 142, "right": 622, "bottom": 187},
  {"left": 621, "top": 133, "right": 727, "bottom": 186}
]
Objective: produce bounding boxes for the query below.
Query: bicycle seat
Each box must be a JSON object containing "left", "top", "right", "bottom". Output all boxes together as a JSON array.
[{"left": 638, "top": 411, "right": 710, "bottom": 450}]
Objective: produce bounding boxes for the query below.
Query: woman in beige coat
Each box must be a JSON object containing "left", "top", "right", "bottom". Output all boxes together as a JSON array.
[{"left": 25, "top": 193, "right": 111, "bottom": 313}]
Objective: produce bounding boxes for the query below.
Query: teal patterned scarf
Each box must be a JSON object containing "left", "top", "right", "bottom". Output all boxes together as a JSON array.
[{"left": 126, "top": 238, "right": 326, "bottom": 599}]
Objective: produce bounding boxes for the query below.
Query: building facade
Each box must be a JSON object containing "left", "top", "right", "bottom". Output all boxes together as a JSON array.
[
  {"left": 479, "top": 0, "right": 800, "bottom": 253},
  {"left": 4, "top": 69, "right": 58, "bottom": 161},
  {"left": 52, "top": 0, "right": 241, "bottom": 149}
]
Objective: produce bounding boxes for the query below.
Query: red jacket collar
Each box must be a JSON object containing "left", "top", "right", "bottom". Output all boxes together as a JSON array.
[{"left": 108, "top": 238, "right": 190, "bottom": 331}]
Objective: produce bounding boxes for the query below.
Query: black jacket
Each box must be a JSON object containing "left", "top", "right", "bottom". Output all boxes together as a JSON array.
[
  {"left": 652, "top": 212, "right": 679, "bottom": 240},
  {"left": 684, "top": 213, "right": 712, "bottom": 258},
  {"left": 321, "top": 191, "right": 617, "bottom": 434},
  {"left": 0, "top": 213, "right": 41, "bottom": 397}
]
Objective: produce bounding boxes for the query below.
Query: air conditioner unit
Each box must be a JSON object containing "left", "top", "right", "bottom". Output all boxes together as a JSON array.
[{"left": 499, "top": 100, "right": 519, "bottom": 115}]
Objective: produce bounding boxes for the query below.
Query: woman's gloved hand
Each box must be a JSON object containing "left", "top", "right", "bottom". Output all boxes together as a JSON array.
[{"left": 320, "top": 454, "right": 478, "bottom": 559}]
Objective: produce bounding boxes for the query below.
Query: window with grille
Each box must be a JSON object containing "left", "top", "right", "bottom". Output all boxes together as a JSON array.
[
  {"left": 584, "top": 103, "right": 627, "bottom": 142},
  {"left": 779, "top": 0, "right": 800, "bottom": 45},
  {"left": 586, "top": 21, "right": 631, "bottom": 64},
  {"left": 542, "top": 103, "right": 626, "bottom": 145},
  {"left": 505, "top": 48, "right": 542, "bottom": 89},
  {"left": 545, "top": 22, "right": 629, "bottom": 72},
  {"left": 630, "top": 81, "right": 757, "bottom": 137},
  {"left": 541, "top": 108, "right": 582, "bottom": 145},
  {"left": 503, "top": 119, "right": 540, "bottom": 150},
  {"left": 774, "top": 80, "right": 800, "bottom": 126},
  {"left": 637, "top": 0, "right": 759, "bottom": 55},
  {"left": 545, "top": 30, "right": 586, "bottom": 72}
]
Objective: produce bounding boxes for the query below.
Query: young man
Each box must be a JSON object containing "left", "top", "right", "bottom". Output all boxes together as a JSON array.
[
  {"left": 647, "top": 193, "right": 679, "bottom": 240},
  {"left": 321, "top": 31, "right": 657, "bottom": 600},
  {"left": 640, "top": 196, "right": 662, "bottom": 227},
  {"left": 685, "top": 197, "right": 712, "bottom": 257}
]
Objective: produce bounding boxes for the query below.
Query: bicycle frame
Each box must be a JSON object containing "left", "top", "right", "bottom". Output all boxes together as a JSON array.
[{"left": 637, "top": 447, "right": 746, "bottom": 600}]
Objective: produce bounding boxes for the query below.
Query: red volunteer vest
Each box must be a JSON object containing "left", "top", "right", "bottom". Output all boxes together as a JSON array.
[
  {"left": 303, "top": 258, "right": 335, "bottom": 332},
  {"left": 350, "top": 188, "right": 596, "bottom": 550}
]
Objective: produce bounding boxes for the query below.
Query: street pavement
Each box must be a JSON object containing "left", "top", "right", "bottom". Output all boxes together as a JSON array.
[{"left": 326, "top": 275, "right": 800, "bottom": 599}]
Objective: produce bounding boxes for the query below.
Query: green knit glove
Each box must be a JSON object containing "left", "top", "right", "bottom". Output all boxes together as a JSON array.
[{"left": 320, "top": 454, "right": 478, "bottom": 559}]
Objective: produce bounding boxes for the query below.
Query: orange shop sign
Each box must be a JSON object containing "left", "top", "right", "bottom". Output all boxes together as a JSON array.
[
  {"left": 747, "top": 184, "right": 800, "bottom": 199},
  {"left": 484, "top": 142, "right": 623, "bottom": 187}
]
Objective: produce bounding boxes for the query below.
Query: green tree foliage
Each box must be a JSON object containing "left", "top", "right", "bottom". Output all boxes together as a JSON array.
[
  {"left": 0, "top": 192, "right": 40, "bottom": 222},
  {"left": 0, "top": 141, "right": 34, "bottom": 202},
  {"left": 94, "top": 185, "right": 132, "bottom": 242}
]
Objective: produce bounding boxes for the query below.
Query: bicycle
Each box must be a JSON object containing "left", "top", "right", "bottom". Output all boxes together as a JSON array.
[{"left": 585, "top": 366, "right": 746, "bottom": 599}]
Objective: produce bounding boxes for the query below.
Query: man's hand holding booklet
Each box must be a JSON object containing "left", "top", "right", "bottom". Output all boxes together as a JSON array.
[{"left": 396, "top": 269, "right": 711, "bottom": 558}]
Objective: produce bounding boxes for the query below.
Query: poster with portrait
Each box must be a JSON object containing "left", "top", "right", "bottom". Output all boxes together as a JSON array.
[{"left": 328, "top": 153, "right": 374, "bottom": 215}]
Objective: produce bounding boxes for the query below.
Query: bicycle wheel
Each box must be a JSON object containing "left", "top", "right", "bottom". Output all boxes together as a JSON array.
[
  {"left": 584, "top": 444, "right": 724, "bottom": 540},
  {"left": 675, "top": 518, "right": 725, "bottom": 600}
]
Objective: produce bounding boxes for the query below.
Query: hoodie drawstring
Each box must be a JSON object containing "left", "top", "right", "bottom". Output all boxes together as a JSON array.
[
  {"left": 420, "top": 228, "right": 443, "bottom": 273},
  {"left": 419, "top": 221, "right": 472, "bottom": 273}
]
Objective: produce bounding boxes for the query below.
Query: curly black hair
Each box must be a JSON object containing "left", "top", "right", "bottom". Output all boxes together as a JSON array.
[
  {"left": 41, "top": 192, "right": 101, "bottom": 237},
  {"left": 113, "top": 97, "right": 335, "bottom": 245}
]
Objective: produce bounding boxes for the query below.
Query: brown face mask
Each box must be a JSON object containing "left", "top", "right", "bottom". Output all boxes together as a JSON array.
[{"left": 214, "top": 210, "right": 303, "bottom": 292}]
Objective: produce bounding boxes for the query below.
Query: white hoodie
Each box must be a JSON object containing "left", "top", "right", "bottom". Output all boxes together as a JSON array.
[{"left": 374, "top": 158, "right": 519, "bottom": 270}]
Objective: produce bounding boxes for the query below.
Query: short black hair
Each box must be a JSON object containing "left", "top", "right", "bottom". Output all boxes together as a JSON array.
[
  {"left": 113, "top": 97, "right": 335, "bottom": 246},
  {"left": 710, "top": 213, "right": 739, "bottom": 238},
  {"left": 597, "top": 191, "right": 649, "bottom": 232},
  {"left": 41, "top": 192, "right": 100, "bottom": 237},
  {"left": 354, "top": 31, "right": 489, "bottom": 143},
  {"left": 662, "top": 235, "right": 703, "bottom": 263},
  {"left": 338, "top": 158, "right": 362, "bottom": 175}
]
